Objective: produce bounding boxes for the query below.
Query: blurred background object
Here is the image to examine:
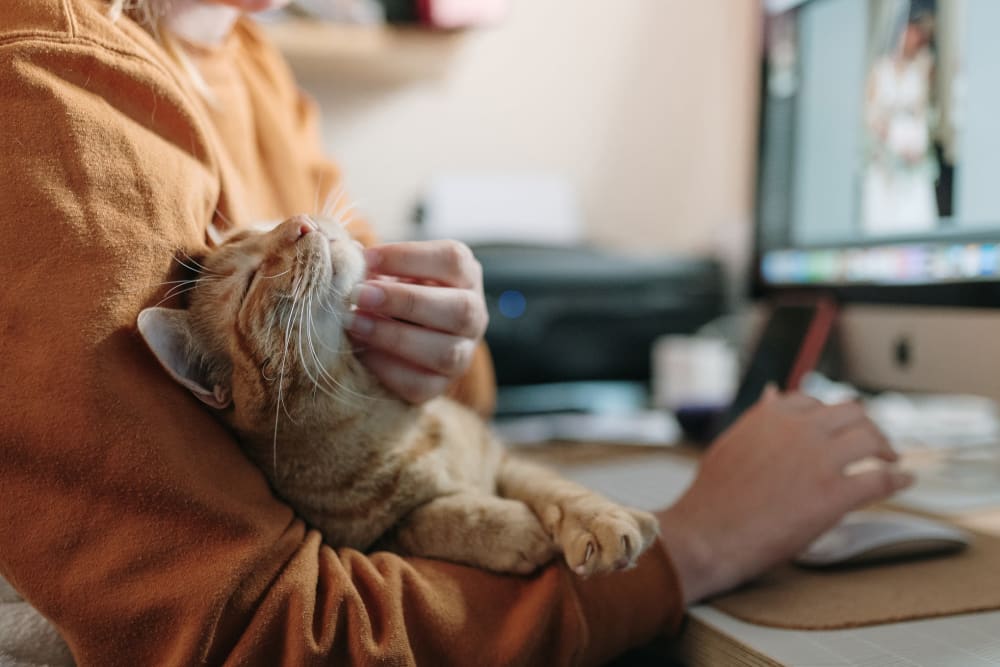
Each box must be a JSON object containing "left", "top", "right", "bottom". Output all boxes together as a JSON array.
[
  {"left": 261, "top": 1, "right": 758, "bottom": 248},
  {"left": 417, "top": 172, "right": 582, "bottom": 245},
  {"left": 293, "top": 0, "right": 386, "bottom": 25},
  {"left": 378, "top": 0, "right": 509, "bottom": 27},
  {"left": 476, "top": 245, "right": 722, "bottom": 389},
  {"left": 288, "top": 0, "right": 510, "bottom": 27}
]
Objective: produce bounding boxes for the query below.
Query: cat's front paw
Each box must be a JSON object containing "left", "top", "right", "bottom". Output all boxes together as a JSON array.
[{"left": 542, "top": 496, "right": 659, "bottom": 577}]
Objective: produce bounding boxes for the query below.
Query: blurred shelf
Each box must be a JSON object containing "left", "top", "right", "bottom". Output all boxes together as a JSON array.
[{"left": 259, "top": 19, "right": 462, "bottom": 81}]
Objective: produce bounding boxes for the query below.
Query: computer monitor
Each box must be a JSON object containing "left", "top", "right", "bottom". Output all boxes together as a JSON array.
[{"left": 755, "top": 0, "right": 1000, "bottom": 403}]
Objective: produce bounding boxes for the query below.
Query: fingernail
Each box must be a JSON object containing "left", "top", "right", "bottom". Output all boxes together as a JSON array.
[
  {"left": 363, "top": 248, "right": 381, "bottom": 270},
  {"left": 350, "top": 283, "right": 385, "bottom": 309},
  {"left": 348, "top": 313, "right": 375, "bottom": 337}
]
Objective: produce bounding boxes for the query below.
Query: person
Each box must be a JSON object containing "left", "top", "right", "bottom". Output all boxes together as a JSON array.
[
  {"left": 0, "top": 0, "right": 913, "bottom": 664},
  {"left": 863, "top": 12, "right": 939, "bottom": 236}
]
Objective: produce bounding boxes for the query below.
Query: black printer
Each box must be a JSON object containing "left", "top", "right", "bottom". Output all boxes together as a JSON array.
[{"left": 474, "top": 244, "right": 724, "bottom": 388}]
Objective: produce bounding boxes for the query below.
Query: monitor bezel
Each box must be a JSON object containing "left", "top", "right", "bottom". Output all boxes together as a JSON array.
[{"left": 750, "top": 1, "right": 1000, "bottom": 309}]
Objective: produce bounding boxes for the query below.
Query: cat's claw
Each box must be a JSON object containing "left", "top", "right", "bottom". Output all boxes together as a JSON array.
[{"left": 548, "top": 500, "right": 659, "bottom": 577}]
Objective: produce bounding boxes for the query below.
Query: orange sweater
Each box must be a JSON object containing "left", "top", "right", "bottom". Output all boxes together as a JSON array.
[{"left": 0, "top": 1, "right": 684, "bottom": 664}]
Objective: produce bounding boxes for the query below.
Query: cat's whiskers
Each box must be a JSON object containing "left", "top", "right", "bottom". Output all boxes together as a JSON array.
[
  {"left": 319, "top": 187, "right": 360, "bottom": 231},
  {"left": 173, "top": 251, "right": 219, "bottom": 277},
  {"left": 156, "top": 277, "right": 220, "bottom": 286},
  {"left": 317, "top": 300, "right": 338, "bottom": 317},
  {"left": 153, "top": 281, "right": 219, "bottom": 308},
  {"left": 294, "top": 288, "right": 324, "bottom": 400},
  {"left": 159, "top": 274, "right": 224, "bottom": 302},
  {"left": 296, "top": 290, "right": 359, "bottom": 407},
  {"left": 260, "top": 267, "right": 292, "bottom": 281},
  {"left": 301, "top": 292, "right": 373, "bottom": 407},
  {"left": 320, "top": 185, "right": 346, "bottom": 219},
  {"left": 317, "top": 287, "right": 351, "bottom": 317},
  {"left": 172, "top": 257, "right": 209, "bottom": 276},
  {"left": 179, "top": 250, "right": 215, "bottom": 273},
  {"left": 156, "top": 277, "right": 223, "bottom": 302},
  {"left": 272, "top": 258, "right": 308, "bottom": 473}
]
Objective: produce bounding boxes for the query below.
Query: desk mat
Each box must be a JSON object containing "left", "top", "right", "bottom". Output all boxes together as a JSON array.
[{"left": 710, "top": 528, "right": 1000, "bottom": 629}]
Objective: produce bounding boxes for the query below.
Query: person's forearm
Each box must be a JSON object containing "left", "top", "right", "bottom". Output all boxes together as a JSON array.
[{"left": 655, "top": 503, "right": 740, "bottom": 605}]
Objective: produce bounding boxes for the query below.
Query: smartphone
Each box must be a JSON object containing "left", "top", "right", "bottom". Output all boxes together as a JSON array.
[{"left": 697, "top": 297, "right": 838, "bottom": 442}]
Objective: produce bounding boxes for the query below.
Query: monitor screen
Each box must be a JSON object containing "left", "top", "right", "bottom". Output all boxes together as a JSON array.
[{"left": 758, "top": 0, "right": 1000, "bottom": 288}]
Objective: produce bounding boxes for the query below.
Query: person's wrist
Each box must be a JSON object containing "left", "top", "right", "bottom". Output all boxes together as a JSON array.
[{"left": 655, "top": 502, "right": 734, "bottom": 605}]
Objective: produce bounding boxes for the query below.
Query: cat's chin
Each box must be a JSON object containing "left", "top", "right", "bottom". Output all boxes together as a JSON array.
[
  {"left": 306, "top": 303, "right": 352, "bottom": 367},
  {"left": 315, "top": 232, "right": 363, "bottom": 296}
]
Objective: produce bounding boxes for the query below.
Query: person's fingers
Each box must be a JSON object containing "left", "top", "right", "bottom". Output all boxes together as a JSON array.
[
  {"left": 839, "top": 466, "right": 914, "bottom": 510},
  {"left": 351, "top": 280, "right": 488, "bottom": 339},
  {"left": 829, "top": 421, "right": 898, "bottom": 468},
  {"left": 815, "top": 401, "right": 869, "bottom": 434},
  {"left": 348, "top": 313, "right": 476, "bottom": 378},
  {"left": 355, "top": 348, "right": 451, "bottom": 405},
  {"left": 364, "top": 240, "right": 482, "bottom": 289}
]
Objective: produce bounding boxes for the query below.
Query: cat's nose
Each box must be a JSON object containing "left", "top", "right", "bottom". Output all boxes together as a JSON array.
[{"left": 277, "top": 216, "right": 315, "bottom": 244}]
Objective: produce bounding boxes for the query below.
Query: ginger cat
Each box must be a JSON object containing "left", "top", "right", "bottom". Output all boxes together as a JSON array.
[{"left": 138, "top": 216, "right": 659, "bottom": 576}]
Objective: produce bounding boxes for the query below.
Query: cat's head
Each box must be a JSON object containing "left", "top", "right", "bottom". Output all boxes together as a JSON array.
[{"left": 137, "top": 215, "right": 365, "bottom": 427}]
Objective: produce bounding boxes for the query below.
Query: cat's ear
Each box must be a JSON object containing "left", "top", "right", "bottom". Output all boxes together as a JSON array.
[{"left": 137, "top": 307, "right": 232, "bottom": 410}]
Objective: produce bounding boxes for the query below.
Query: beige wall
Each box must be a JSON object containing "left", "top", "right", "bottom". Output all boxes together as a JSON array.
[{"left": 295, "top": 0, "right": 760, "bottom": 254}]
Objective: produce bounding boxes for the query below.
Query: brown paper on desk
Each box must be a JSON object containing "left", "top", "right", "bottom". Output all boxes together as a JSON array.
[{"left": 710, "top": 530, "right": 1000, "bottom": 629}]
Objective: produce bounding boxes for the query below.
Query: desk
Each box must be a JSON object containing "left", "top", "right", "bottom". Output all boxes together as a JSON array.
[{"left": 511, "top": 443, "right": 1000, "bottom": 667}]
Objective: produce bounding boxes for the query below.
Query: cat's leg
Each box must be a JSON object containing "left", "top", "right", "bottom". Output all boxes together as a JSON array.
[
  {"left": 388, "top": 493, "right": 558, "bottom": 574},
  {"left": 496, "top": 456, "right": 660, "bottom": 577}
]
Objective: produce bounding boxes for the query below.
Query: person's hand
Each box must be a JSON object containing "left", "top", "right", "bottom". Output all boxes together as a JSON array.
[
  {"left": 656, "top": 387, "right": 913, "bottom": 604},
  {"left": 347, "top": 240, "right": 488, "bottom": 404}
]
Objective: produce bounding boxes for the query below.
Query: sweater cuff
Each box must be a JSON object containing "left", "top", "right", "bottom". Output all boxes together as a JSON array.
[{"left": 571, "top": 537, "right": 685, "bottom": 665}]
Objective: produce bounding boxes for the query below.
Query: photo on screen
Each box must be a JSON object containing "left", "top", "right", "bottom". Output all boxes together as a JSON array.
[{"left": 861, "top": 0, "right": 962, "bottom": 237}]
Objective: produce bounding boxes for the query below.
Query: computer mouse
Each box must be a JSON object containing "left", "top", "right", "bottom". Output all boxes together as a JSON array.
[{"left": 794, "top": 511, "right": 971, "bottom": 568}]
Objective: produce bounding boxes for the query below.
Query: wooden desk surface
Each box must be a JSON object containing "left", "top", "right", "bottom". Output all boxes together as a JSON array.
[{"left": 511, "top": 441, "right": 1000, "bottom": 667}]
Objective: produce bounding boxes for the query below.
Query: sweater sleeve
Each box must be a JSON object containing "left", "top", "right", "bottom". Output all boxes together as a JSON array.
[{"left": 0, "top": 29, "right": 683, "bottom": 667}]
